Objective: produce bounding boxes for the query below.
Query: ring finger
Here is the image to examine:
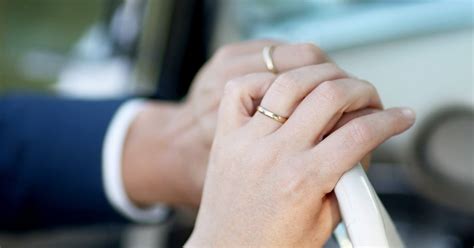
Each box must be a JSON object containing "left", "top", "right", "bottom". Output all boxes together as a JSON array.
[{"left": 221, "top": 43, "right": 330, "bottom": 81}]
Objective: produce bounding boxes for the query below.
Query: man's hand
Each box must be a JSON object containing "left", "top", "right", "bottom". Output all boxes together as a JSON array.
[{"left": 121, "top": 40, "right": 334, "bottom": 207}]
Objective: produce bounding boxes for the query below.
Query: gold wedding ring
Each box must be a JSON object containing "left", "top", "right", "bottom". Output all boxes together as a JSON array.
[
  {"left": 257, "top": 106, "right": 288, "bottom": 123},
  {"left": 262, "top": 45, "right": 278, "bottom": 73}
]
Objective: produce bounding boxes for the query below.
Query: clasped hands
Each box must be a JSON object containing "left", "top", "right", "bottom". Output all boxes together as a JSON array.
[{"left": 121, "top": 40, "right": 415, "bottom": 247}]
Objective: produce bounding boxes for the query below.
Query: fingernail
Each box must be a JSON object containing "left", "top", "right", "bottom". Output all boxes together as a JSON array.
[{"left": 401, "top": 107, "right": 416, "bottom": 123}]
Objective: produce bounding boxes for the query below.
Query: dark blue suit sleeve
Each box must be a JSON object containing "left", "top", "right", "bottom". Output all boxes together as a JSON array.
[{"left": 0, "top": 94, "right": 129, "bottom": 230}]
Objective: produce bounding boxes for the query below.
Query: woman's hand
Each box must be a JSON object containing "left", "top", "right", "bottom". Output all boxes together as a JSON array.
[
  {"left": 122, "top": 41, "right": 331, "bottom": 207},
  {"left": 186, "top": 64, "right": 415, "bottom": 247}
]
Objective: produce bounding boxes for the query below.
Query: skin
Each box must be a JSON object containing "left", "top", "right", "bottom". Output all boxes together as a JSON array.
[
  {"left": 185, "top": 67, "right": 415, "bottom": 246},
  {"left": 120, "top": 40, "right": 415, "bottom": 245},
  {"left": 121, "top": 40, "right": 337, "bottom": 207}
]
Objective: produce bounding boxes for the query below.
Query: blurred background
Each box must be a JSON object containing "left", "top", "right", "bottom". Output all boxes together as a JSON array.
[{"left": 0, "top": 0, "right": 473, "bottom": 247}]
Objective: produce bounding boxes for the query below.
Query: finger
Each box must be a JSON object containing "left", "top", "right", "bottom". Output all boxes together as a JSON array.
[
  {"left": 329, "top": 108, "right": 380, "bottom": 134},
  {"left": 213, "top": 39, "right": 284, "bottom": 60},
  {"left": 326, "top": 193, "right": 341, "bottom": 232},
  {"left": 310, "top": 107, "right": 416, "bottom": 192},
  {"left": 224, "top": 43, "right": 330, "bottom": 78},
  {"left": 281, "top": 78, "right": 382, "bottom": 148},
  {"left": 316, "top": 108, "right": 380, "bottom": 146},
  {"left": 329, "top": 109, "right": 379, "bottom": 171},
  {"left": 328, "top": 108, "right": 380, "bottom": 171},
  {"left": 313, "top": 193, "right": 341, "bottom": 243},
  {"left": 248, "top": 63, "right": 347, "bottom": 136},
  {"left": 217, "top": 73, "right": 276, "bottom": 135},
  {"left": 361, "top": 153, "right": 371, "bottom": 171}
]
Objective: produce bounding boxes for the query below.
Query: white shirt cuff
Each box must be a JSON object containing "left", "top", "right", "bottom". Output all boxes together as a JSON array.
[{"left": 102, "top": 99, "right": 169, "bottom": 223}]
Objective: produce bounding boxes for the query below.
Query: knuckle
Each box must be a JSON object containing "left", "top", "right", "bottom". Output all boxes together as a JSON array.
[
  {"left": 361, "top": 79, "right": 377, "bottom": 93},
  {"left": 321, "top": 62, "right": 348, "bottom": 77},
  {"left": 315, "top": 80, "right": 346, "bottom": 104},
  {"left": 223, "top": 78, "right": 244, "bottom": 97},
  {"left": 368, "top": 82, "right": 377, "bottom": 94},
  {"left": 272, "top": 72, "right": 301, "bottom": 94},
  {"left": 214, "top": 45, "right": 235, "bottom": 60},
  {"left": 346, "top": 119, "right": 373, "bottom": 144},
  {"left": 299, "top": 43, "right": 324, "bottom": 64},
  {"left": 362, "top": 80, "right": 382, "bottom": 105}
]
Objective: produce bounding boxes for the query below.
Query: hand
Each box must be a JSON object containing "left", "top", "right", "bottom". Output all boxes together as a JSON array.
[
  {"left": 186, "top": 64, "right": 415, "bottom": 247},
  {"left": 122, "top": 41, "right": 331, "bottom": 207}
]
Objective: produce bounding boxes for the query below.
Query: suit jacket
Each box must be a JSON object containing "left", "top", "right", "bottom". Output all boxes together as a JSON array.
[{"left": 0, "top": 94, "right": 127, "bottom": 230}]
